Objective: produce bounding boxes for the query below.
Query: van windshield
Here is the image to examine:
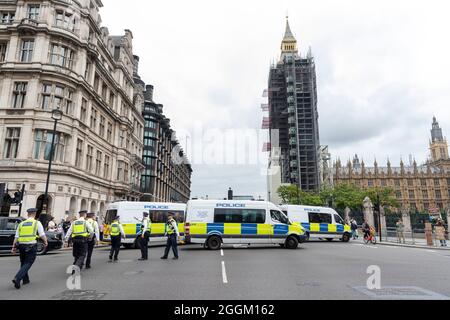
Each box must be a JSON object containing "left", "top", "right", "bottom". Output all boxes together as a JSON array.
[{"left": 270, "top": 210, "right": 290, "bottom": 225}]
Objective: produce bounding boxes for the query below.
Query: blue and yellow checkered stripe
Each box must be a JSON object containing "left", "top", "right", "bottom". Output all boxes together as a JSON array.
[
  {"left": 189, "top": 223, "right": 303, "bottom": 237},
  {"left": 106, "top": 223, "right": 185, "bottom": 239},
  {"left": 301, "top": 223, "right": 351, "bottom": 234}
]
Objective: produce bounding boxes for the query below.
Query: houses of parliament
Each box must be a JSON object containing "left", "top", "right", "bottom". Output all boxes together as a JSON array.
[{"left": 334, "top": 117, "right": 450, "bottom": 213}]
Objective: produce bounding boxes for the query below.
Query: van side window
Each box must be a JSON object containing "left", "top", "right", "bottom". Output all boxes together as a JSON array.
[
  {"left": 150, "top": 210, "right": 185, "bottom": 223},
  {"left": 214, "top": 209, "right": 265, "bottom": 224},
  {"left": 309, "top": 212, "right": 332, "bottom": 224},
  {"left": 105, "top": 210, "right": 118, "bottom": 224},
  {"left": 334, "top": 214, "right": 344, "bottom": 225},
  {"left": 271, "top": 210, "right": 289, "bottom": 224}
]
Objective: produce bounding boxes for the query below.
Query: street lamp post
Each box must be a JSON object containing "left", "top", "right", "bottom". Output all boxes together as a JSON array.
[{"left": 39, "top": 109, "right": 63, "bottom": 227}]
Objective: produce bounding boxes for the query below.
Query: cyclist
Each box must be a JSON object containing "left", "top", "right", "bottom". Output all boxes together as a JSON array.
[{"left": 362, "top": 220, "right": 372, "bottom": 240}]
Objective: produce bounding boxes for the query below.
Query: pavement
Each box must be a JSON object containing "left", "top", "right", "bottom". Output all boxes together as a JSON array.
[{"left": 0, "top": 240, "right": 449, "bottom": 300}]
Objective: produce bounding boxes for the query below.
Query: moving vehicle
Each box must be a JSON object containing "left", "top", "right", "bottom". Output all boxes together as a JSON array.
[
  {"left": 0, "top": 217, "right": 63, "bottom": 255},
  {"left": 185, "top": 200, "right": 306, "bottom": 250},
  {"left": 280, "top": 205, "right": 352, "bottom": 243},
  {"left": 103, "top": 202, "right": 186, "bottom": 249}
]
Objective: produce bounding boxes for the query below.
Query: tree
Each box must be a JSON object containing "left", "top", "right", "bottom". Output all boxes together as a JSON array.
[
  {"left": 277, "top": 185, "right": 324, "bottom": 206},
  {"left": 364, "top": 187, "right": 400, "bottom": 210},
  {"left": 320, "top": 183, "right": 365, "bottom": 211}
]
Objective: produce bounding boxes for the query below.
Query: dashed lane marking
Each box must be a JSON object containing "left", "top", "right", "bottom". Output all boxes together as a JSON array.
[
  {"left": 221, "top": 249, "right": 224, "bottom": 257},
  {"left": 221, "top": 261, "right": 228, "bottom": 284}
]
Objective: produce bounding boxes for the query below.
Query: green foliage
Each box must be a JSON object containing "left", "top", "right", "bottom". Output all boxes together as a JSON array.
[{"left": 278, "top": 183, "right": 400, "bottom": 211}]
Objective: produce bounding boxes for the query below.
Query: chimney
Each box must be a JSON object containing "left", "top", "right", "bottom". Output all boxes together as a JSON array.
[{"left": 144, "top": 85, "right": 154, "bottom": 102}]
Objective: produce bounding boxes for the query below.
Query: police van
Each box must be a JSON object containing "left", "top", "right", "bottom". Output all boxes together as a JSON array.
[
  {"left": 104, "top": 202, "right": 186, "bottom": 248},
  {"left": 280, "top": 205, "right": 352, "bottom": 242},
  {"left": 184, "top": 200, "right": 306, "bottom": 250}
]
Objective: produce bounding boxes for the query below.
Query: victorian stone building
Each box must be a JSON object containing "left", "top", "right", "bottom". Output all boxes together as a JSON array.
[
  {"left": 334, "top": 118, "right": 450, "bottom": 214},
  {"left": 0, "top": 0, "right": 145, "bottom": 220}
]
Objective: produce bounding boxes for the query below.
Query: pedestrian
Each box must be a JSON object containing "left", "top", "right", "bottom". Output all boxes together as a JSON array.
[
  {"left": 64, "top": 210, "right": 94, "bottom": 272},
  {"left": 435, "top": 220, "right": 447, "bottom": 247},
  {"left": 97, "top": 217, "right": 104, "bottom": 241},
  {"left": 362, "top": 220, "right": 371, "bottom": 240},
  {"left": 85, "top": 212, "right": 100, "bottom": 269},
  {"left": 138, "top": 212, "right": 151, "bottom": 261},
  {"left": 62, "top": 217, "right": 72, "bottom": 247},
  {"left": 109, "top": 216, "right": 125, "bottom": 262},
  {"left": 11, "top": 208, "right": 48, "bottom": 289},
  {"left": 350, "top": 219, "right": 358, "bottom": 240},
  {"left": 161, "top": 213, "right": 179, "bottom": 260},
  {"left": 47, "top": 216, "right": 57, "bottom": 232},
  {"left": 396, "top": 219, "right": 406, "bottom": 244}
]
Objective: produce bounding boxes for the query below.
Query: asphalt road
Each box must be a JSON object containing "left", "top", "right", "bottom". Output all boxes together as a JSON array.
[{"left": 0, "top": 240, "right": 449, "bottom": 300}]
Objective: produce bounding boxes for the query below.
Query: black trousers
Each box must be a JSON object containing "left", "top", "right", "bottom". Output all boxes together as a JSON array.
[
  {"left": 14, "top": 244, "right": 37, "bottom": 283},
  {"left": 85, "top": 239, "right": 96, "bottom": 267},
  {"left": 139, "top": 232, "right": 150, "bottom": 259},
  {"left": 72, "top": 237, "right": 88, "bottom": 270},
  {"left": 163, "top": 234, "right": 178, "bottom": 258},
  {"left": 110, "top": 236, "right": 121, "bottom": 260}
]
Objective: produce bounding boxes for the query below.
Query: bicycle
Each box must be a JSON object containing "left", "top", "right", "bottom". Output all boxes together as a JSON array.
[{"left": 364, "top": 233, "right": 377, "bottom": 245}]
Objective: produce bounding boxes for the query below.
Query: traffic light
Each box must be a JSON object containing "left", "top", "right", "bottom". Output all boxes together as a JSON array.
[
  {"left": 374, "top": 202, "right": 381, "bottom": 213},
  {"left": 11, "top": 190, "right": 23, "bottom": 205},
  {"left": 0, "top": 183, "right": 5, "bottom": 208}
]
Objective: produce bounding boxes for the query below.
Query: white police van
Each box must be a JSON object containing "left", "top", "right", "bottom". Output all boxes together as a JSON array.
[
  {"left": 185, "top": 200, "right": 306, "bottom": 250},
  {"left": 104, "top": 202, "right": 186, "bottom": 248},
  {"left": 280, "top": 205, "right": 352, "bottom": 242}
]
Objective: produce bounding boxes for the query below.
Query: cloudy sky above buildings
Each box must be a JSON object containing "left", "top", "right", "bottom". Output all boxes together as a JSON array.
[{"left": 102, "top": 0, "right": 450, "bottom": 199}]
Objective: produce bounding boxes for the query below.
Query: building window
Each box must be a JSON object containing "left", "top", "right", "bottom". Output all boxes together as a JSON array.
[
  {"left": 75, "top": 139, "right": 83, "bottom": 168},
  {"left": 394, "top": 179, "right": 400, "bottom": 187},
  {"left": 84, "top": 59, "right": 92, "bottom": 80},
  {"left": 3, "top": 128, "right": 21, "bottom": 159},
  {"left": 435, "top": 190, "right": 442, "bottom": 200},
  {"left": 90, "top": 108, "right": 97, "bottom": 131},
  {"left": 422, "top": 190, "right": 428, "bottom": 199},
  {"left": 124, "top": 163, "right": 129, "bottom": 183},
  {"left": 33, "top": 130, "right": 66, "bottom": 162},
  {"left": 407, "top": 179, "right": 414, "bottom": 187},
  {"left": 20, "top": 40, "right": 34, "bottom": 62},
  {"left": 50, "top": 44, "right": 75, "bottom": 69},
  {"left": 99, "top": 116, "right": 105, "bottom": 138},
  {"left": 27, "top": 5, "right": 40, "bottom": 20},
  {"left": 80, "top": 98, "right": 87, "bottom": 122},
  {"left": 85, "top": 145, "right": 93, "bottom": 172},
  {"left": 109, "top": 93, "right": 115, "bottom": 110},
  {"left": 1, "top": 12, "right": 15, "bottom": 24},
  {"left": 12, "top": 82, "right": 27, "bottom": 109},
  {"left": 0, "top": 42, "right": 7, "bottom": 62},
  {"left": 409, "top": 190, "right": 415, "bottom": 199},
  {"left": 434, "top": 179, "right": 440, "bottom": 187},
  {"left": 421, "top": 179, "right": 427, "bottom": 187},
  {"left": 95, "top": 151, "right": 102, "bottom": 176},
  {"left": 55, "top": 10, "right": 75, "bottom": 31},
  {"left": 40, "top": 83, "right": 74, "bottom": 115},
  {"left": 117, "top": 161, "right": 124, "bottom": 181},
  {"left": 107, "top": 122, "right": 112, "bottom": 143},
  {"left": 104, "top": 155, "right": 110, "bottom": 179}
]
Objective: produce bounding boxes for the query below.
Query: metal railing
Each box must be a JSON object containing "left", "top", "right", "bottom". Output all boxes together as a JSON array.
[{"left": 380, "top": 227, "right": 448, "bottom": 247}]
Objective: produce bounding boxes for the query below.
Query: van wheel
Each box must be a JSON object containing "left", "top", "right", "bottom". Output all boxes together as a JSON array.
[
  {"left": 36, "top": 241, "right": 48, "bottom": 255},
  {"left": 285, "top": 236, "right": 299, "bottom": 249},
  {"left": 342, "top": 233, "right": 351, "bottom": 243},
  {"left": 207, "top": 236, "right": 222, "bottom": 250}
]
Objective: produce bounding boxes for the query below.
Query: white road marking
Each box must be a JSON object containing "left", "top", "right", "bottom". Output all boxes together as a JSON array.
[
  {"left": 221, "top": 261, "right": 228, "bottom": 284},
  {"left": 221, "top": 249, "right": 224, "bottom": 256}
]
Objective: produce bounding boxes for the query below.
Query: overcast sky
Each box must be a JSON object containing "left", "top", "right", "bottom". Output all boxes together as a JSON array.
[{"left": 102, "top": 0, "right": 450, "bottom": 199}]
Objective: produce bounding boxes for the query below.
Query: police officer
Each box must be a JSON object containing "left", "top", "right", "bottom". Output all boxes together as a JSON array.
[
  {"left": 161, "top": 213, "right": 179, "bottom": 260},
  {"left": 138, "top": 212, "right": 151, "bottom": 261},
  {"left": 11, "top": 208, "right": 48, "bottom": 289},
  {"left": 65, "top": 210, "right": 94, "bottom": 271},
  {"left": 109, "top": 216, "right": 125, "bottom": 262},
  {"left": 85, "top": 212, "right": 100, "bottom": 269}
]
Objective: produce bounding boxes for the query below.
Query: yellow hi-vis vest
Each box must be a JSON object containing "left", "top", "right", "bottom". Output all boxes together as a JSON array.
[
  {"left": 110, "top": 222, "right": 121, "bottom": 236},
  {"left": 18, "top": 219, "right": 38, "bottom": 244},
  {"left": 72, "top": 220, "right": 89, "bottom": 238},
  {"left": 167, "top": 219, "right": 176, "bottom": 235}
]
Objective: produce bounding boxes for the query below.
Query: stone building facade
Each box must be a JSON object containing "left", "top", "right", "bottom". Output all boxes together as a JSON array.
[
  {"left": 333, "top": 118, "right": 450, "bottom": 214},
  {"left": 0, "top": 0, "right": 145, "bottom": 220}
]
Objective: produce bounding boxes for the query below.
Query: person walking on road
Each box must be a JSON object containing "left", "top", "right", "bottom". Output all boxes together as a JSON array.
[
  {"left": 161, "top": 214, "right": 179, "bottom": 260},
  {"left": 350, "top": 219, "right": 359, "bottom": 240},
  {"left": 396, "top": 219, "right": 406, "bottom": 244},
  {"left": 435, "top": 219, "right": 447, "bottom": 247},
  {"left": 109, "top": 216, "right": 125, "bottom": 262},
  {"left": 138, "top": 212, "right": 151, "bottom": 261},
  {"left": 64, "top": 210, "right": 94, "bottom": 272},
  {"left": 85, "top": 212, "right": 100, "bottom": 269},
  {"left": 11, "top": 208, "right": 48, "bottom": 290}
]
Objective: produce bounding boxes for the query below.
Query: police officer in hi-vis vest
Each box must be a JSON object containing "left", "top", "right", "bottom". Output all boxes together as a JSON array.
[
  {"left": 65, "top": 210, "right": 94, "bottom": 271},
  {"left": 11, "top": 208, "right": 48, "bottom": 289},
  {"left": 161, "top": 213, "right": 179, "bottom": 260},
  {"left": 85, "top": 212, "right": 100, "bottom": 269},
  {"left": 109, "top": 216, "right": 125, "bottom": 262},
  {"left": 138, "top": 212, "right": 151, "bottom": 261}
]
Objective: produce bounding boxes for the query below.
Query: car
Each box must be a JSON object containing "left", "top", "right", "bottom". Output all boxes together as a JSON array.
[{"left": 0, "top": 217, "right": 63, "bottom": 255}]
